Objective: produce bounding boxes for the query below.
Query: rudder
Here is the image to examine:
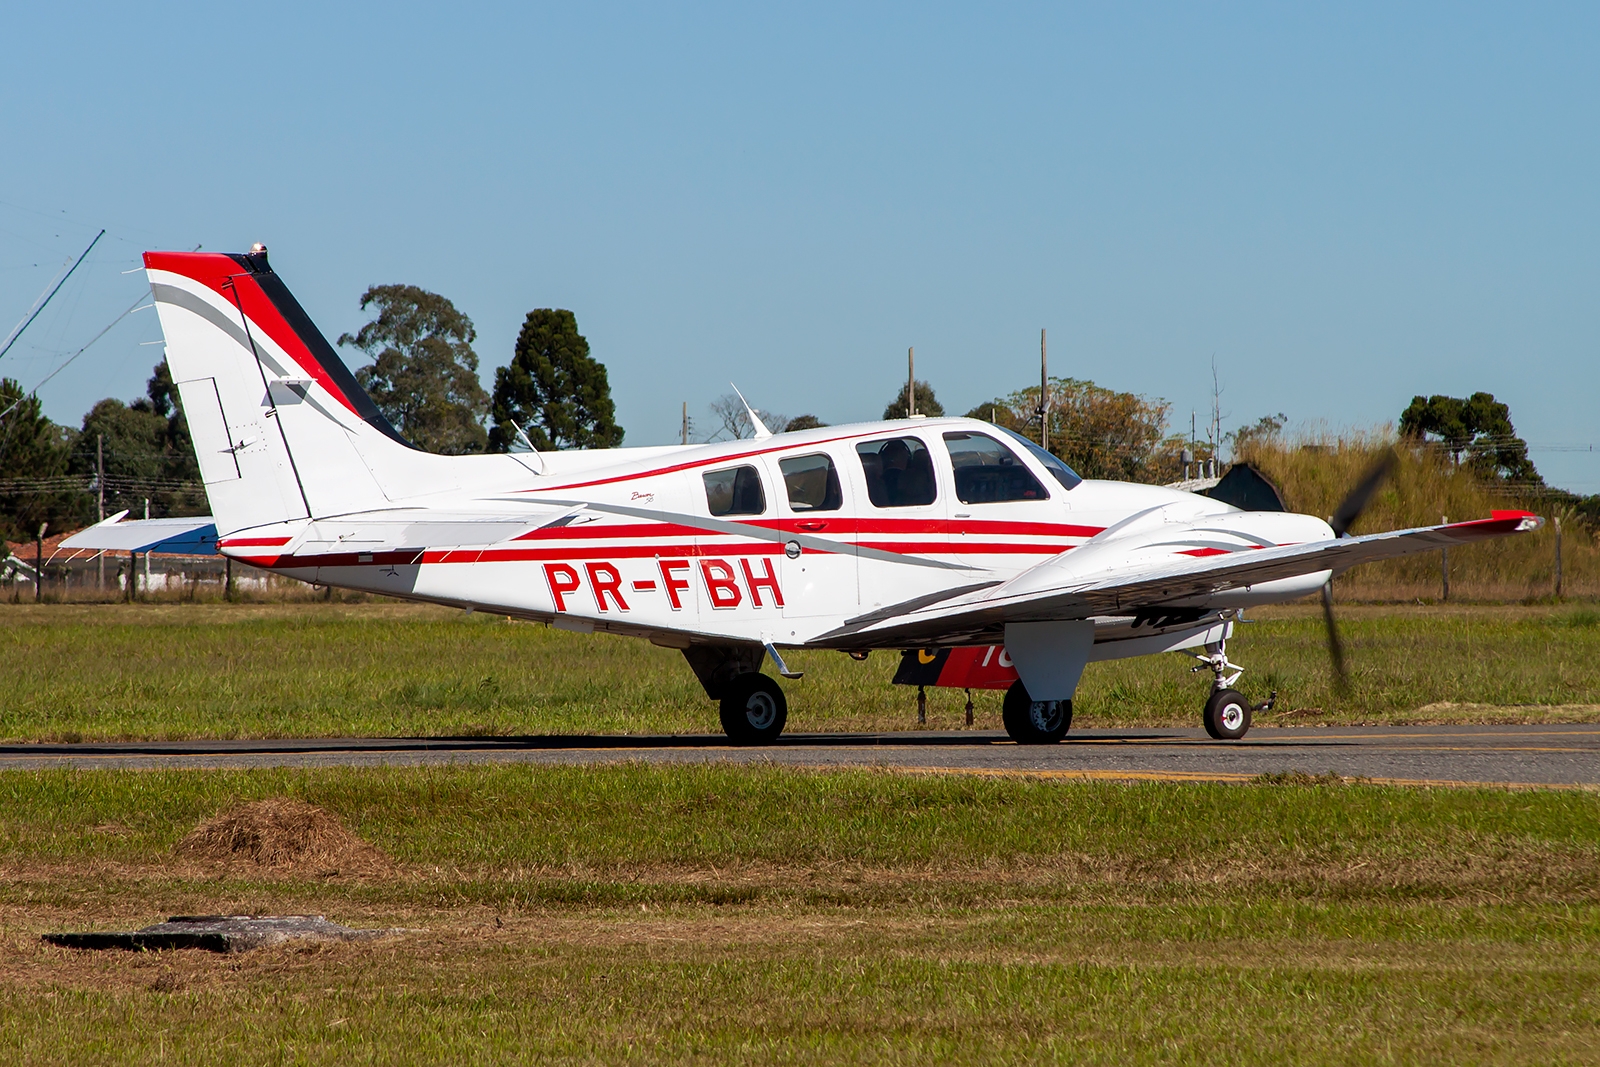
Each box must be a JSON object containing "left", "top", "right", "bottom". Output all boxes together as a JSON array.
[{"left": 145, "top": 249, "right": 413, "bottom": 535}]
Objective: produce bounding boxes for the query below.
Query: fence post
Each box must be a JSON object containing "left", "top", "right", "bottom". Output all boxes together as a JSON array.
[
  {"left": 1554, "top": 516, "right": 1564, "bottom": 600},
  {"left": 34, "top": 523, "right": 46, "bottom": 603},
  {"left": 1440, "top": 515, "right": 1449, "bottom": 602}
]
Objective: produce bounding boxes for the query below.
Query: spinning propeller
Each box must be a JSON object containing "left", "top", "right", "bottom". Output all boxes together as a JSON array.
[{"left": 1320, "top": 450, "right": 1398, "bottom": 694}]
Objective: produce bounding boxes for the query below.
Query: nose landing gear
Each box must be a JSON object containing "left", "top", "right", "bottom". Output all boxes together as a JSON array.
[{"left": 1190, "top": 637, "right": 1275, "bottom": 741}]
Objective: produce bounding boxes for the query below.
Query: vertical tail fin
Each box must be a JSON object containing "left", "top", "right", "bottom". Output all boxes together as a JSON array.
[{"left": 145, "top": 249, "right": 417, "bottom": 535}]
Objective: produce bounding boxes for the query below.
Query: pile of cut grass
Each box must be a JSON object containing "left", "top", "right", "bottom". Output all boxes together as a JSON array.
[{"left": 174, "top": 797, "right": 389, "bottom": 875}]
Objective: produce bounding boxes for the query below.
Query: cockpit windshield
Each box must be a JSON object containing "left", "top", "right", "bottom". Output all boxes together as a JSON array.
[{"left": 997, "top": 427, "right": 1083, "bottom": 491}]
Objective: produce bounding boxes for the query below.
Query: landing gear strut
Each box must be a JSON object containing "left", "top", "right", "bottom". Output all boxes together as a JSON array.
[{"left": 1190, "top": 635, "right": 1274, "bottom": 741}]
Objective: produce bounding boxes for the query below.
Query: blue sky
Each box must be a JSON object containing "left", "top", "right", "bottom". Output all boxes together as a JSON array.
[{"left": 3, "top": 3, "right": 1597, "bottom": 488}]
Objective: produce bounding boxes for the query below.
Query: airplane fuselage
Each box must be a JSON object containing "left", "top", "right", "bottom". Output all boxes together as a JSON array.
[{"left": 217, "top": 417, "right": 1335, "bottom": 653}]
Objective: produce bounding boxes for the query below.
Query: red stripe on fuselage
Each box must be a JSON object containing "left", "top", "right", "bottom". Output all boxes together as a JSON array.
[
  {"left": 513, "top": 517, "right": 1103, "bottom": 541},
  {"left": 237, "top": 537, "right": 1075, "bottom": 571}
]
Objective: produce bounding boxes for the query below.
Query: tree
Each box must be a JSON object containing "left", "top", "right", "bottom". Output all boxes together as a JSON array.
[
  {"left": 1228, "top": 412, "right": 1287, "bottom": 453},
  {"left": 0, "top": 379, "right": 81, "bottom": 542},
  {"left": 705, "top": 394, "right": 787, "bottom": 441},
  {"left": 1399, "top": 392, "right": 1539, "bottom": 483},
  {"left": 968, "top": 377, "right": 1172, "bottom": 482},
  {"left": 883, "top": 380, "right": 944, "bottom": 420},
  {"left": 488, "top": 310, "right": 623, "bottom": 452},
  {"left": 784, "top": 414, "right": 826, "bottom": 432},
  {"left": 337, "top": 285, "right": 489, "bottom": 455},
  {"left": 65, "top": 362, "right": 207, "bottom": 523}
]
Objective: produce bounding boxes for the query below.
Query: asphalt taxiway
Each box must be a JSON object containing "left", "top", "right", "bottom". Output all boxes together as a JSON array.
[{"left": 0, "top": 724, "right": 1595, "bottom": 788}]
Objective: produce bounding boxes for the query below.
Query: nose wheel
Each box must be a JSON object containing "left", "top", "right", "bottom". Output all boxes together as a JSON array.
[
  {"left": 1190, "top": 636, "right": 1274, "bottom": 741},
  {"left": 1203, "top": 687, "right": 1251, "bottom": 740}
]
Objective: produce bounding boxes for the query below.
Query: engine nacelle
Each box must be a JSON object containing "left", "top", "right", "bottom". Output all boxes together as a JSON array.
[{"left": 1004, "top": 507, "right": 1336, "bottom": 608}]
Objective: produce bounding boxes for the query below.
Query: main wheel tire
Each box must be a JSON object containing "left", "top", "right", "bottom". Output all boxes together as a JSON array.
[
  {"left": 1203, "top": 687, "right": 1251, "bottom": 740},
  {"left": 719, "top": 673, "right": 788, "bottom": 745},
  {"left": 1001, "top": 680, "right": 1072, "bottom": 744}
]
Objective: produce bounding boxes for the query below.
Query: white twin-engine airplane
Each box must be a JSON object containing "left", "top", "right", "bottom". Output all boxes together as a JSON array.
[{"left": 73, "top": 248, "right": 1542, "bottom": 744}]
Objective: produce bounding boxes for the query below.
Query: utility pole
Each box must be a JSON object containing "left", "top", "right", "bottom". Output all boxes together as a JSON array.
[
  {"left": 681, "top": 402, "right": 688, "bottom": 445},
  {"left": 1039, "top": 329, "right": 1049, "bottom": 451},
  {"left": 1555, "top": 515, "right": 1564, "bottom": 599},
  {"left": 907, "top": 347, "right": 915, "bottom": 417},
  {"left": 35, "top": 522, "right": 46, "bottom": 603},
  {"left": 1209, "top": 358, "right": 1222, "bottom": 478},
  {"left": 96, "top": 434, "right": 105, "bottom": 591},
  {"left": 1441, "top": 516, "right": 1450, "bottom": 602}
]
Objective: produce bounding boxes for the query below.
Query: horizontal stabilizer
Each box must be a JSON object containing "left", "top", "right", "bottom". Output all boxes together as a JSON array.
[{"left": 58, "top": 514, "right": 219, "bottom": 555}]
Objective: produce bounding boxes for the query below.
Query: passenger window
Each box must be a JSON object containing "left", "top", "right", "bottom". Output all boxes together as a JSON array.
[
  {"left": 780, "top": 453, "right": 843, "bottom": 512},
  {"left": 855, "top": 436, "right": 937, "bottom": 508},
  {"left": 703, "top": 465, "right": 766, "bottom": 516},
  {"left": 943, "top": 432, "right": 1049, "bottom": 504}
]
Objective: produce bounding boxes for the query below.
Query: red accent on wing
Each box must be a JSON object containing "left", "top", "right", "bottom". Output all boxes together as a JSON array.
[{"left": 1443, "top": 511, "right": 1543, "bottom": 539}]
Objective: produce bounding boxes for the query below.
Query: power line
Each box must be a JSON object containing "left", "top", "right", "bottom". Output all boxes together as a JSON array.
[{"left": 0, "top": 230, "right": 104, "bottom": 363}]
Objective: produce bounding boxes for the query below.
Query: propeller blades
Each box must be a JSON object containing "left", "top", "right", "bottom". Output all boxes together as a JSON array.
[
  {"left": 1329, "top": 449, "right": 1398, "bottom": 538},
  {"left": 1321, "top": 581, "right": 1349, "bottom": 694},
  {"left": 1322, "top": 449, "right": 1397, "bottom": 694}
]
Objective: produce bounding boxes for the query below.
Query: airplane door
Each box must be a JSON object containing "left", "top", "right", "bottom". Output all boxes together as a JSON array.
[
  {"left": 767, "top": 450, "right": 858, "bottom": 619},
  {"left": 940, "top": 429, "right": 1062, "bottom": 580},
  {"left": 849, "top": 433, "right": 954, "bottom": 612}
]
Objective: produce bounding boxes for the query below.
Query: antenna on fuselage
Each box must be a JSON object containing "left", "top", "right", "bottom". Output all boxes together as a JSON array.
[
  {"left": 730, "top": 383, "right": 772, "bottom": 439},
  {"left": 504, "top": 419, "right": 546, "bottom": 473}
]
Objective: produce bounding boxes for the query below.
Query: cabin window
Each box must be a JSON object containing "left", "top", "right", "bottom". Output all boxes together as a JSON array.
[
  {"left": 780, "top": 453, "right": 844, "bottom": 512},
  {"left": 943, "top": 432, "right": 1049, "bottom": 503},
  {"left": 703, "top": 465, "right": 766, "bottom": 516},
  {"left": 855, "top": 437, "right": 937, "bottom": 508}
]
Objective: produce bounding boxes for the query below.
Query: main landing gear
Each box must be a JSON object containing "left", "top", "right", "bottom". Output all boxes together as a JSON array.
[
  {"left": 1001, "top": 680, "right": 1072, "bottom": 745},
  {"left": 718, "top": 673, "right": 788, "bottom": 745},
  {"left": 682, "top": 646, "right": 791, "bottom": 745},
  {"left": 1190, "top": 636, "right": 1275, "bottom": 741}
]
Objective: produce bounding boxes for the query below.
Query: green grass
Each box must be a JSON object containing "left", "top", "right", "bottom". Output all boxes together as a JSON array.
[
  {"left": 5, "top": 762, "right": 1599, "bottom": 880},
  {"left": 2, "top": 764, "right": 1599, "bottom": 1064},
  {"left": 0, "top": 601, "right": 1598, "bottom": 741}
]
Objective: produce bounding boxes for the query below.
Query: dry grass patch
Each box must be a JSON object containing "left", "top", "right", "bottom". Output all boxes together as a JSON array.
[{"left": 174, "top": 797, "right": 390, "bottom": 876}]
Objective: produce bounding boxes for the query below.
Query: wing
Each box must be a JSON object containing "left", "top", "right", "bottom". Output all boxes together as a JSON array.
[{"left": 814, "top": 511, "right": 1542, "bottom": 648}]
